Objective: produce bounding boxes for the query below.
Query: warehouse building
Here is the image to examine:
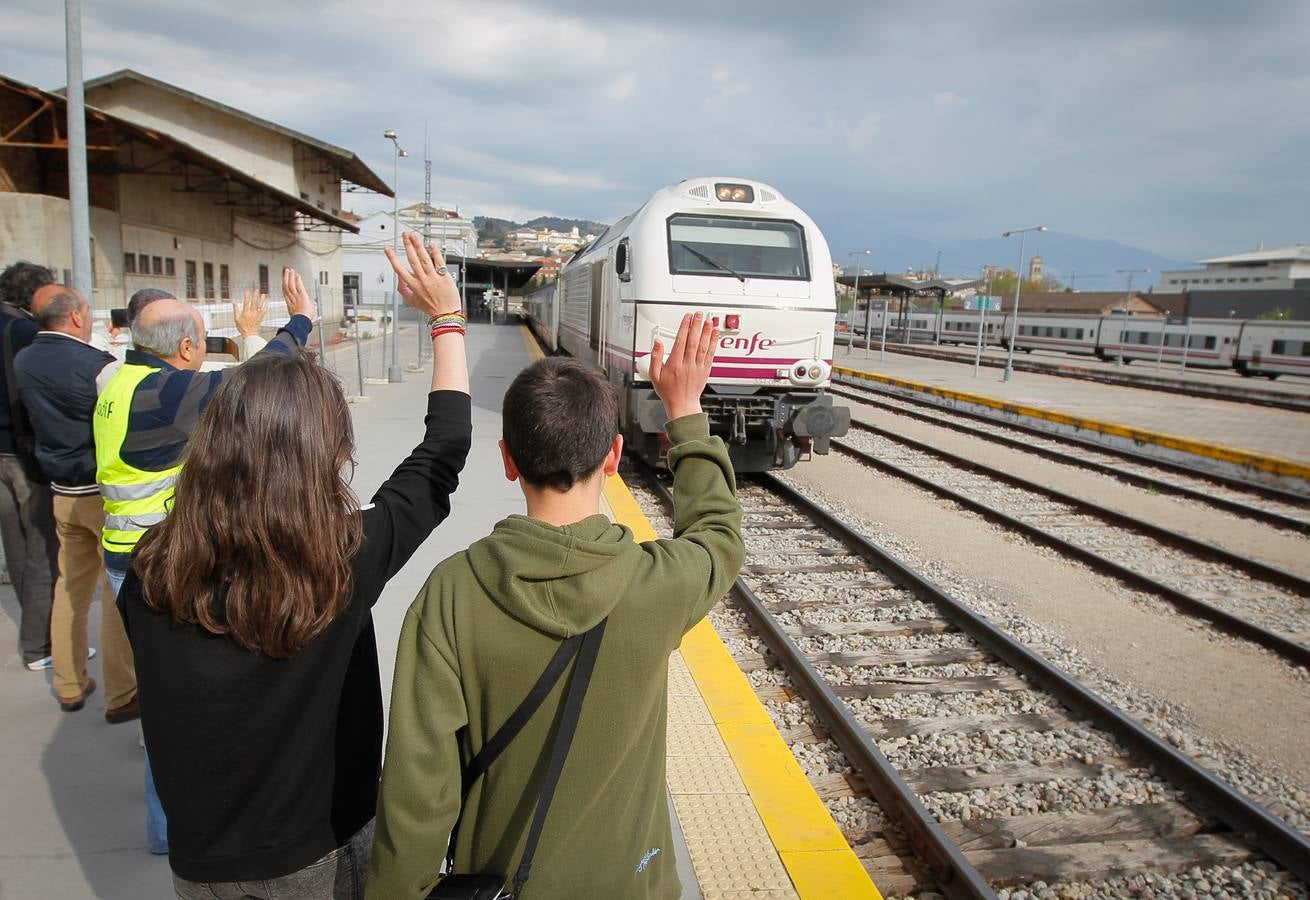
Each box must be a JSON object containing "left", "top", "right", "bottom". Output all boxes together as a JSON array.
[{"left": 0, "top": 69, "right": 389, "bottom": 332}]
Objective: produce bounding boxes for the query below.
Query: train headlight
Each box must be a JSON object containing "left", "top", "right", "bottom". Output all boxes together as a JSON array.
[
  {"left": 789, "top": 360, "right": 829, "bottom": 385},
  {"left": 715, "top": 183, "right": 755, "bottom": 203}
]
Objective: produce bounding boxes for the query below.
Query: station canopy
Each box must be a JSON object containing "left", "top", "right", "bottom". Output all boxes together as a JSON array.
[
  {"left": 836, "top": 271, "right": 981, "bottom": 298},
  {"left": 444, "top": 254, "right": 542, "bottom": 292}
]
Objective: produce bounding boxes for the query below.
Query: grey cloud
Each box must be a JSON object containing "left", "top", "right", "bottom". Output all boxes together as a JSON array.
[{"left": 1, "top": 0, "right": 1305, "bottom": 266}]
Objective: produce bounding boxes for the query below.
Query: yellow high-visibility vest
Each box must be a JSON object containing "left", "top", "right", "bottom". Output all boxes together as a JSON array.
[{"left": 94, "top": 362, "right": 183, "bottom": 559}]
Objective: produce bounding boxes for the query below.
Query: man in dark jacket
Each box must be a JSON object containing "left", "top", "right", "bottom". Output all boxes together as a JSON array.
[
  {"left": 0, "top": 261, "right": 59, "bottom": 671},
  {"left": 15, "top": 287, "right": 132, "bottom": 716}
]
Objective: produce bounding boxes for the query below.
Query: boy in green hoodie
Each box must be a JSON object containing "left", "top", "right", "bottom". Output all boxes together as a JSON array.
[{"left": 369, "top": 312, "right": 744, "bottom": 899}]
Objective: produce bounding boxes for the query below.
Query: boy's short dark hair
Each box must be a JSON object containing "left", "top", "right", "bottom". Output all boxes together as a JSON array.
[{"left": 502, "top": 357, "right": 620, "bottom": 491}]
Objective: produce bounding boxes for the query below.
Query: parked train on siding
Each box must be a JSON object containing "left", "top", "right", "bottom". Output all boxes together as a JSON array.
[
  {"left": 862, "top": 309, "right": 1310, "bottom": 379},
  {"left": 522, "top": 177, "right": 850, "bottom": 471}
]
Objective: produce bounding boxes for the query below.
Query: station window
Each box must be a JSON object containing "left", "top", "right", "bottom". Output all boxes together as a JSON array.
[
  {"left": 203, "top": 263, "right": 215, "bottom": 299},
  {"left": 152, "top": 255, "right": 163, "bottom": 275},
  {"left": 185, "top": 260, "right": 197, "bottom": 298},
  {"left": 124, "top": 253, "right": 136, "bottom": 274},
  {"left": 220, "top": 264, "right": 230, "bottom": 299},
  {"left": 258, "top": 264, "right": 270, "bottom": 294},
  {"left": 139, "top": 253, "right": 150, "bottom": 273},
  {"left": 165, "top": 258, "right": 176, "bottom": 277}
]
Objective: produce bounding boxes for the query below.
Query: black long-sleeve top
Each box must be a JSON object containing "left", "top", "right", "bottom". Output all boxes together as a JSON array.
[{"left": 118, "top": 390, "right": 472, "bottom": 883}]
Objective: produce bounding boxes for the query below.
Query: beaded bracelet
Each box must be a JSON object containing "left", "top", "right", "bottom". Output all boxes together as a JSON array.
[
  {"left": 430, "top": 323, "right": 466, "bottom": 339},
  {"left": 427, "top": 312, "right": 466, "bottom": 328}
]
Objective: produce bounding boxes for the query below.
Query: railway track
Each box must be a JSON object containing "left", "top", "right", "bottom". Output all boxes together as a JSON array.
[
  {"left": 828, "top": 382, "right": 1310, "bottom": 533},
  {"left": 823, "top": 422, "right": 1310, "bottom": 668},
  {"left": 630, "top": 464, "right": 1310, "bottom": 898},
  {"left": 829, "top": 377, "right": 1310, "bottom": 517}
]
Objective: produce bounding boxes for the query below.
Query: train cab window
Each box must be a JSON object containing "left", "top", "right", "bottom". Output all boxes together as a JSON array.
[
  {"left": 615, "top": 238, "right": 632, "bottom": 282},
  {"left": 1076, "top": 329, "right": 1085, "bottom": 340},
  {"left": 667, "top": 214, "right": 809, "bottom": 280}
]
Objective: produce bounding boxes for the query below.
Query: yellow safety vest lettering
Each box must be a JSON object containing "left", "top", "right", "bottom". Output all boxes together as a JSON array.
[{"left": 95, "top": 363, "right": 184, "bottom": 557}]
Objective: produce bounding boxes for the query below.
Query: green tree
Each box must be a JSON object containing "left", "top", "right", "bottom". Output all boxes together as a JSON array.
[
  {"left": 987, "top": 269, "right": 1062, "bottom": 297},
  {"left": 1256, "top": 307, "right": 1293, "bottom": 320}
]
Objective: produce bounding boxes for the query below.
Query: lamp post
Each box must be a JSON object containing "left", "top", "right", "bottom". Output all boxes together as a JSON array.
[
  {"left": 848, "top": 250, "right": 872, "bottom": 356},
  {"left": 383, "top": 130, "right": 407, "bottom": 383},
  {"left": 1113, "top": 268, "right": 1149, "bottom": 365},
  {"left": 1000, "top": 225, "right": 1047, "bottom": 382}
]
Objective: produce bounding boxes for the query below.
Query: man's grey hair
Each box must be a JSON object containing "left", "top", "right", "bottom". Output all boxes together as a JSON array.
[
  {"left": 128, "top": 288, "right": 176, "bottom": 324},
  {"left": 133, "top": 307, "right": 199, "bottom": 358},
  {"left": 35, "top": 290, "right": 85, "bottom": 331}
]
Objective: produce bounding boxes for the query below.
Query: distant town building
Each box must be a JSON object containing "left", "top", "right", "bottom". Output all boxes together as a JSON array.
[
  {"left": 1028, "top": 255, "right": 1043, "bottom": 281},
  {"left": 506, "top": 225, "right": 596, "bottom": 254},
  {"left": 340, "top": 204, "right": 479, "bottom": 307},
  {"left": 1160, "top": 245, "right": 1310, "bottom": 291},
  {"left": 1, "top": 69, "right": 388, "bottom": 332},
  {"left": 1009, "top": 292, "right": 1165, "bottom": 316}
]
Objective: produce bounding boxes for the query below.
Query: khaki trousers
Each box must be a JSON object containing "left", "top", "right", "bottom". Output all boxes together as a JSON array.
[{"left": 51, "top": 494, "right": 136, "bottom": 708}]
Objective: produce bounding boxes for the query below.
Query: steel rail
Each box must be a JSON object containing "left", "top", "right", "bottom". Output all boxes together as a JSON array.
[
  {"left": 830, "top": 375, "right": 1310, "bottom": 506},
  {"left": 845, "top": 419, "right": 1310, "bottom": 596},
  {"left": 829, "top": 386, "right": 1310, "bottom": 535},
  {"left": 830, "top": 435, "right": 1310, "bottom": 668},
  {"left": 633, "top": 460, "right": 997, "bottom": 900},
  {"left": 759, "top": 473, "right": 1310, "bottom": 885}
]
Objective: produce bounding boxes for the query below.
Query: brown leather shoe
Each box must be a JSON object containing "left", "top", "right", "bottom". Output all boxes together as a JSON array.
[
  {"left": 106, "top": 696, "right": 140, "bottom": 725},
  {"left": 59, "top": 676, "right": 96, "bottom": 712}
]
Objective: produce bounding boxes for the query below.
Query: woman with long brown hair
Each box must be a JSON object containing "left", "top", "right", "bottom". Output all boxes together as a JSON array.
[{"left": 119, "top": 234, "right": 469, "bottom": 899}]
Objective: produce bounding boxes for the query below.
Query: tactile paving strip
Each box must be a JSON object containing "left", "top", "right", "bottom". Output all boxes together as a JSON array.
[{"left": 666, "top": 649, "right": 800, "bottom": 899}]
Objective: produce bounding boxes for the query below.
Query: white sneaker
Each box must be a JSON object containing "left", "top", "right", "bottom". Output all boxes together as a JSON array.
[{"left": 25, "top": 647, "right": 96, "bottom": 671}]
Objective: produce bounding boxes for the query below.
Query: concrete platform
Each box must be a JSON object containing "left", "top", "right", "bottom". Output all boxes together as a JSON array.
[{"left": 0, "top": 323, "right": 875, "bottom": 899}]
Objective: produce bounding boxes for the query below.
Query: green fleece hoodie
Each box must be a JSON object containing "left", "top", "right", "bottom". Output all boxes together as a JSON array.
[{"left": 369, "top": 414, "right": 745, "bottom": 899}]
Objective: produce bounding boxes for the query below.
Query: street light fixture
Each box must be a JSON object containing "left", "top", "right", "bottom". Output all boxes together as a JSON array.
[
  {"left": 847, "top": 250, "right": 872, "bottom": 357},
  {"left": 384, "top": 130, "right": 408, "bottom": 383},
  {"left": 1113, "top": 268, "right": 1150, "bottom": 365},
  {"left": 1000, "top": 225, "right": 1047, "bottom": 382}
]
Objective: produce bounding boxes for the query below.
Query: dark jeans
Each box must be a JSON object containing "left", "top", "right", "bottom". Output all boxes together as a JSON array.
[
  {"left": 0, "top": 453, "right": 57, "bottom": 662},
  {"left": 172, "top": 820, "right": 373, "bottom": 900}
]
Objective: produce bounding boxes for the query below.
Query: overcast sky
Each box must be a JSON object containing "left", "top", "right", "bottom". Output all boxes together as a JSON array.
[{"left": 4, "top": 0, "right": 1307, "bottom": 264}]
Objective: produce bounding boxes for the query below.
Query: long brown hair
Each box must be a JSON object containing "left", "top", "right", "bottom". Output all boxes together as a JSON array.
[{"left": 134, "top": 352, "right": 364, "bottom": 658}]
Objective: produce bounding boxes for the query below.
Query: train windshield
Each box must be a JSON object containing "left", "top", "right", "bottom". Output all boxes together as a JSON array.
[{"left": 667, "top": 215, "right": 809, "bottom": 280}]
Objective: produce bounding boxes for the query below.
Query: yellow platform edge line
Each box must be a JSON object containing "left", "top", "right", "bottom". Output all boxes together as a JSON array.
[
  {"left": 833, "top": 364, "right": 1310, "bottom": 480},
  {"left": 602, "top": 474, "right": 882, "bottom": 900}
]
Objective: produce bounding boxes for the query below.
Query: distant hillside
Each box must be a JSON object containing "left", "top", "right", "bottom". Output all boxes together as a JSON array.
[
  {"left": 827, "top": 227, "right": 1188, "bottom": 291},
  {"left": 475, "top": 215, "right": 610, "bottom": 246}
]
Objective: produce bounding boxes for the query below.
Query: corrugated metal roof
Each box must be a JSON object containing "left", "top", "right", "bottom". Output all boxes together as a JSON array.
[
  {"left": 78, "top": 69, "right": 392, "bottom": 196},
  {"left": 1, "top": 73, "right": 361, "bottom": 233}
]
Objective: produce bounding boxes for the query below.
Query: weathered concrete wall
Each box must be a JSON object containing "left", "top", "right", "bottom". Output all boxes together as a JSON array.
[
  {"left": 0, "top": 193, "right": 124, "bottom": 306},
  {"left": 86, "top": 80, "right": 296, "bottom": 195}
]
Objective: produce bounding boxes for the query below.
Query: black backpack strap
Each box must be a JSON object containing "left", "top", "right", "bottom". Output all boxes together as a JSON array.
[
  {"left": 461, "top": 633, "right": 584, "bottom": 797},
  {"left": 511, "top": 618, "right": 607, "bottom": 895}
]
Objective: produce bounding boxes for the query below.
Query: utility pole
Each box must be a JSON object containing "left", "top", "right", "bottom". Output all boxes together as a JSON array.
[
  {"left": 1000, "top": 225, "right": 1047, "bottom": 382},
  {"left": 383, "top": 130, "right": 407, "bottom": 382},
  {"left": 64, "top": 0, "right": 92, "bottom": 300}
]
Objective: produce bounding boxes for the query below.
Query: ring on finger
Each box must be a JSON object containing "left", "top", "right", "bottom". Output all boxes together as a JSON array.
[{"left": 435, "top": 266, "right": 449, "bottom": 276}]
